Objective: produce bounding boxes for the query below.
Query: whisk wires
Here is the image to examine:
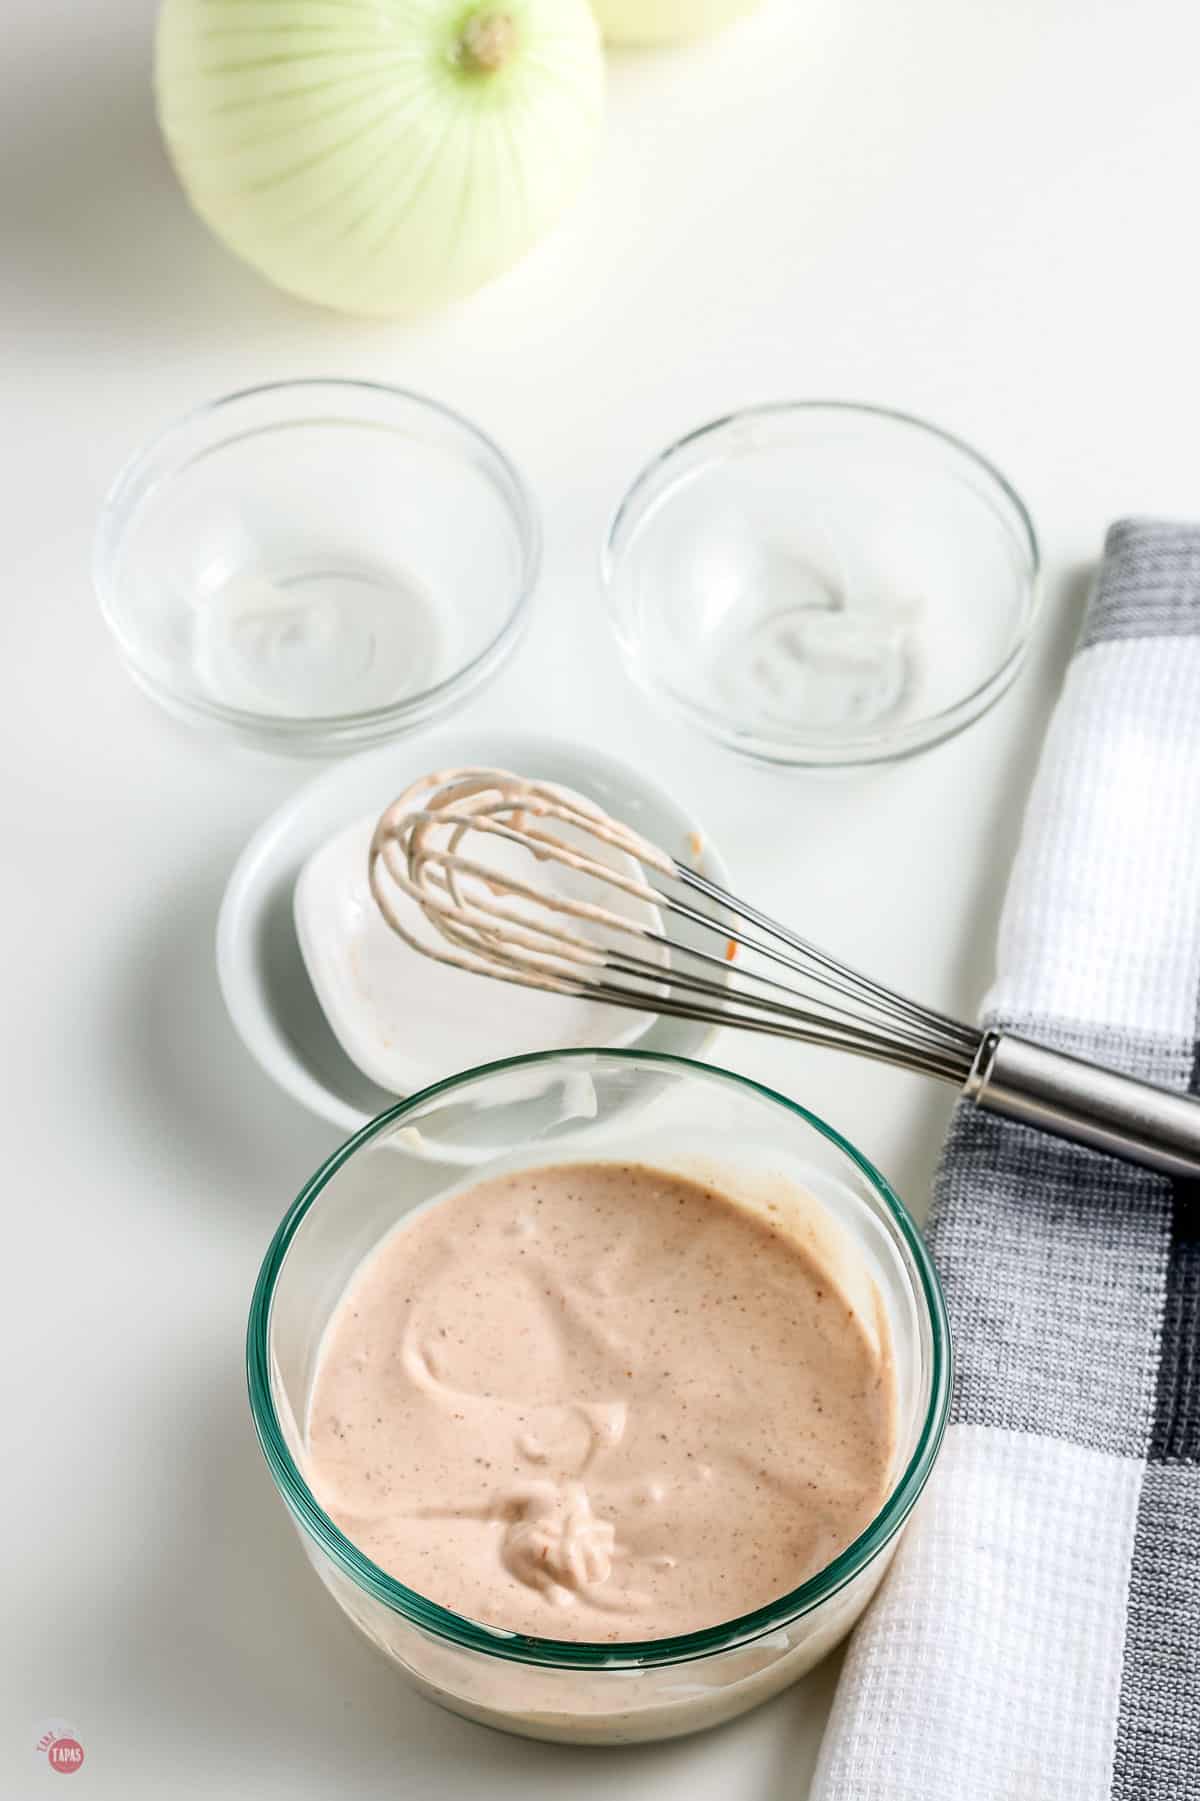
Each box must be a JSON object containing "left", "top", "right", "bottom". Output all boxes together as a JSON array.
[{"left": 369, "top": 768, "right": 981, "bottom": 1086}]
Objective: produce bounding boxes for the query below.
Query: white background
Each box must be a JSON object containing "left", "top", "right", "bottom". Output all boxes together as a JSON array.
[{"left": 4, "top": 0, "right": 1199, "bottom": 1793}]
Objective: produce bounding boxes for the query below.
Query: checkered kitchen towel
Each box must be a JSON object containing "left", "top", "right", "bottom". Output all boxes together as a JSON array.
[{"left": 814, "top": 522, "right": 1200, "bottom": 1800}]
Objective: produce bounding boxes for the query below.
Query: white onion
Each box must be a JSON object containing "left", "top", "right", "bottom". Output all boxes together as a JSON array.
[
  {"left": 590, "top": 0, "right": 761, "bottom": 44},
  {"left": 156, "top": 0, "right": 605, "bottom": 316}
]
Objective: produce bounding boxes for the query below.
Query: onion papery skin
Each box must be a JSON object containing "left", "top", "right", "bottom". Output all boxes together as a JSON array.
[{"left": 156, "top": 0, "right": 606, "bottom": 316}]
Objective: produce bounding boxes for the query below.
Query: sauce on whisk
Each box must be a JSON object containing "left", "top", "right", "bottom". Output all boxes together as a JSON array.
[{"left": 306, "top": 1161, "right": 897, "bottom": 1641}]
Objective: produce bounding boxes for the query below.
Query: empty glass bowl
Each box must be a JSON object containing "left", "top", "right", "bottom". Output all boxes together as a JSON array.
[
  {"left": 248, "top": 1049, "right": 950, "bottom": 1744},
  {"left": 603, "top": 402, "right": 1040, "bottom": 766},
  {"left": 95, "top": 381, "right": 540, "bottom": 753}
]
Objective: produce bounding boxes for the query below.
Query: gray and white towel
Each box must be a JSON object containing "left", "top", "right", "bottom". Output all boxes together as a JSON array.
[{"left": 814, "top": 521, "right": 1200, "bottom": 1800}]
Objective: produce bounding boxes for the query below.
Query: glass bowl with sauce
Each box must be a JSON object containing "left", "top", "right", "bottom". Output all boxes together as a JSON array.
[
  {"left": 603, "top": 401, "right": 1039, "bottom": 767},
  {"left": 248, "top": 1050, "right": 950, "bottom": 1745},
  {"left": 94, "top": 380, "right": 540, "bottom": 754}
]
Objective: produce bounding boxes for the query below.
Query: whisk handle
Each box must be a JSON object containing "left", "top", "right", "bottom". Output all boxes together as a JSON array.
[{"left": 965, "top": 1031, "right": 1200, "bottom": 1180}]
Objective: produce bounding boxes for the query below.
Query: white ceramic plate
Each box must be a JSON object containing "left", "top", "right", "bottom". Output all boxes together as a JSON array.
[
  {"left": 217, "top": 729, "right": 732, "bottom": 1134},
  {"left": 294, "top": 804, "right": 670, "bottom": 1096}
]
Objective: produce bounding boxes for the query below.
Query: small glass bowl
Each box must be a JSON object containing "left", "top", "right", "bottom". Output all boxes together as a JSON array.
[
  {"left": 95, "top": 381, "right": 540, "bottom": 754},
  {"left": 248, "top": 1050, "right": 950, "bottom": 1745},
  {"left": 603, "top": 402, "right": 1040, "bottom": 766}
]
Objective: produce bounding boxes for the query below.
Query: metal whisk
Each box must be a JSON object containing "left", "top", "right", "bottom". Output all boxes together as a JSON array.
[{"left": 370, "top": 767, "right": 1200, "bottom": 1180}]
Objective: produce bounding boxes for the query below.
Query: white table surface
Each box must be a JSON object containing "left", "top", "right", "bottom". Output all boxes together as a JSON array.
[{"left": 5, "top": 0, "right": 1199, "bottom": 1793}]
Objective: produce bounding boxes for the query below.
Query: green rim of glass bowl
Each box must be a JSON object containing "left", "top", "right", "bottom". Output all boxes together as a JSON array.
[
  {"left": 602, "top": 399, "right": 1041, "bottom": 767},
  {"left": 94, "top": 378, "right": 542, "bottom": 749},
  {"left": 247, "top": 1048, "right": 951, "bottom": 1669}
]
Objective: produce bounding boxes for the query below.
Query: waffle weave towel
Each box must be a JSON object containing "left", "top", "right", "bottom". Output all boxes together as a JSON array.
[{"left": 813, "top": 521, "right": 1200, "bottom": 1801}]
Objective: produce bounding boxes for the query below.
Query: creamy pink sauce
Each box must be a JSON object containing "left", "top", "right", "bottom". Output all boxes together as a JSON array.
[{"left": 306, "top": 1162, "right": 897, "bottom": 1642}]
